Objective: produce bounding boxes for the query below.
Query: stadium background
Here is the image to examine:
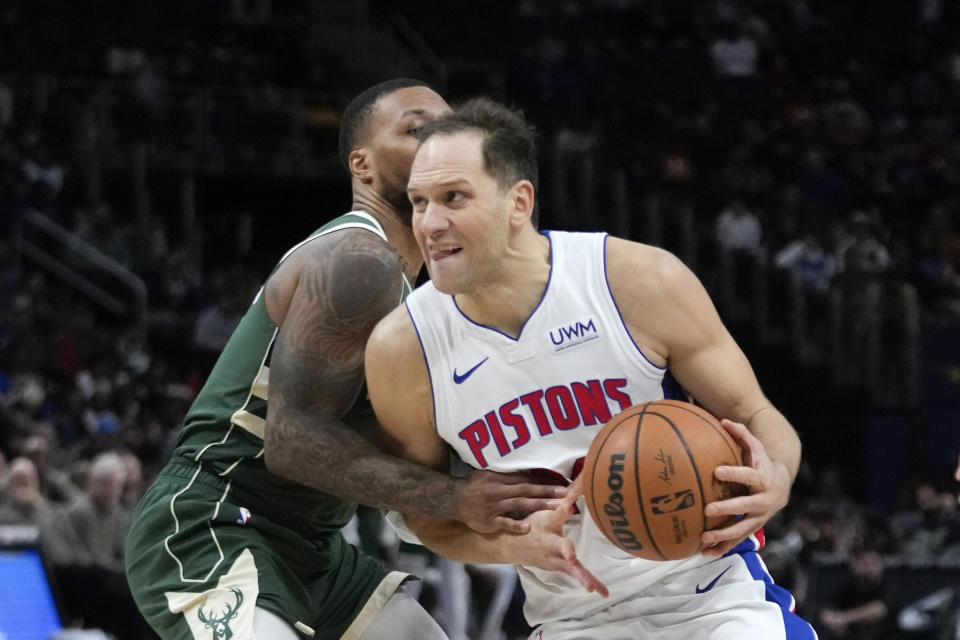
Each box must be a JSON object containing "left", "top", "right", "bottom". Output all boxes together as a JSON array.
[{"left": 0, "top": 1, "right": 958, "bottom": 638}]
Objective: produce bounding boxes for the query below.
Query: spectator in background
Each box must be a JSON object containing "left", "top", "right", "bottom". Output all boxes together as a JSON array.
[
  {"left": 794, "top": 149, "right": 851, "bottom": 232},
  {"left": 715, "top": 196, "right": 763, "bottom": 255},
  {"left": 131, "top": 57, "right": 169, "bottom": 140},
  {"left": 118, "top": 450, "right": 145, "bottom": 537},
  {"left": 21, "top": 432, "right": 81, "bottom": 505},
  {"left": 47, "top": 450, "right": 157, "bottom": 638},
  {"left": 61, "top": 451, "right": 127, "bottom": 571},
  {"left": 20, "top": 143, "right": 65, "bottom": 202},
  {"left": 830, "top": 209, "right": 893, "bottom": 385},
  {"left": 709, "top": 20, "right": 759, "bottom": 79},
  {"left": 191, "top": 265, "right": 252, "bottom": 353},
  {"left": 0, "top": 449, "right": 8, "bottom": 490},
  {"left": 119, "top": 450, "right": 144, "bottom": 508},
  {"left": 913, "top": 219, "right": 960, "bottom": 322},
  {"left": 715, "top": 196, "right": 764, "bottom": 321},
  {"left": 956, "top": 454, "right": 960, "bottom": 504},
  {"left": 890, "top": 482, "right": 960, "bottom": 561},
  {"left": 819, "top": 547, "right": 892, "bottom": 640},
  {"left": 774, "top": 232, "right": 836, "bottom": 294},
  {"left": 836, "top": 210, "right": 891, "bottom": 277},
  {"left": 80, "top": 389, "right": 122, "bottom": 438},
  {"left": 0, "top": 457, "right": 81, "bottom": 566},
  {"left": 72, "top": 199, "right": 133, "bottom": 268}
]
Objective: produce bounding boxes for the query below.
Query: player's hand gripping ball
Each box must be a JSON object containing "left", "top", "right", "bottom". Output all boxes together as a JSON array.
[{"left": 581, "top": 400, "right": 747, "bottom": 561}]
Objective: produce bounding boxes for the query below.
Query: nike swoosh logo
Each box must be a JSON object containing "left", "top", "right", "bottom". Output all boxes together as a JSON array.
[
  {"left": 453, "top": 357, "right": 489, "bottom": 384},
  {"left": 695, "top": 565, "right": 732, "bottom": 594}
]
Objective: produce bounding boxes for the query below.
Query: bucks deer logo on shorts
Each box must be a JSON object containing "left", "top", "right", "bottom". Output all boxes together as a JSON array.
[
  {"left": 198, "top": 588, "right": 243, "bottom": 639},
  {"left": 165, "top": 549, "right": 259, "bottom": 640}
]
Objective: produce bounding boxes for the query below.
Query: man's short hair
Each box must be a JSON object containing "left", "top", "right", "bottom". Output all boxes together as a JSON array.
[
  {"left": 338, "top": 78, "right": 434, "bottom": 168},
  {"left": 89, "top": 452, "right": 126, "bottom": 481},
  {"left": 416, "top": 97, "right": 539, "bottom": 225}
]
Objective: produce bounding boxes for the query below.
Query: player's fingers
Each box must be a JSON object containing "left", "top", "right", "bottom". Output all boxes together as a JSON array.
[
  {"left": 700, "top": 516, "right": 760, "bottom": 550},
  {"left": 498, "top": 497, "right": 565, "bottom": 516},
  {"left": 700, "top": 538, "right": 741, "bottom": 557},
  {"left": 558, "top": 542, "right": 609, "bottom": 597},
  {"left": 719, "top": 418, "right": 750, "bottom": 440},
  {"left": 494, "top": 481, "right": 568, "bottom": 499},
  {"left": 713, "top": 464, "right": 762, "bottom": 489},
  {"left": 720, "top": 419, "right": 766, "bottom": 462},
  {"left": 563, "top": 560, "right": 610, "bottom": 597},
  {"left": 491, "top": 516, "right": 531, "bottom": 535},
  {"left": 705, "top": 493, "right": 758, "bottom": 518},
  {"left": 700, "top": 518, "right": 759, "bottom": 556},
  {"left": 563, "top": 475, "right": 584, "bottom": 504},
  {"left": 541, "top": 499, "right": 573, "bottom": 532}
]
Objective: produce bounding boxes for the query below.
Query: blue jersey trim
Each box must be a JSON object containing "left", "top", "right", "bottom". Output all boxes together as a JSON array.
[
  {"left": 739, "top": 549, "right": 818, "bottom": 639},
  {"left": 601, "top": 235, "right": 667, "bottom": 371}
]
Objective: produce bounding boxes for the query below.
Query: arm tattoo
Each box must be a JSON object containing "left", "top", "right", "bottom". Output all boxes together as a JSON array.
[{"left": 264, "top": 231, "right": 458, "bottom": 517}]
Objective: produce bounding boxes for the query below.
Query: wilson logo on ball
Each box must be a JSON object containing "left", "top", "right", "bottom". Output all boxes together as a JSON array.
[
  {"left": 602, "top": 452, "right": 644, "bottom": 552},
  {"left": 582, "top": 400, "right": 747, "bottom": 561}
]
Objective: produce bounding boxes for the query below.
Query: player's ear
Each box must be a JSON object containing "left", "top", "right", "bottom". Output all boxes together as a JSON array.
[
  {"left": 508, "top": 180, "right": 535, "bottom": 227},
  {"left": 349, "top": 148, "right": 375, "bottom": 185}
]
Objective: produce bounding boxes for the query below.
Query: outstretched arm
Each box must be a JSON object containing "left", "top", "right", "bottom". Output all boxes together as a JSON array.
[
  {"left": 405, "top": 478, "right": 609, "bottom": 597},
  {"left": 263, "top": 229, "right": 561, "bottom": 532}
]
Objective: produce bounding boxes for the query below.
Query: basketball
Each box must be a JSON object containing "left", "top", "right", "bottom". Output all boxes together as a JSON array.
[{"left": 581, "top": 399, "right": 747, "bottom": 561}]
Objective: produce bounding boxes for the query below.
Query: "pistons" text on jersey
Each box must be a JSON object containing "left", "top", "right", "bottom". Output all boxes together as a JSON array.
[{"left": 458, "top": 378, "right": 633, "bottom": 467}]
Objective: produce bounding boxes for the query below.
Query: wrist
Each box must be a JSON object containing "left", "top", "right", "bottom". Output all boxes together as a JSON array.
[
  {"left": 444, "top": 476, "right": 467, "bottom": 522},
  {"left": 771, "top": 460, "right": 793, "bottom": 507}
]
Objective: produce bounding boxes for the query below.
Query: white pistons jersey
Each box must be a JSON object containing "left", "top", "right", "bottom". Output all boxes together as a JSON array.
[{"left": 404, "top": 231, "right": 715, "bottom": 625}]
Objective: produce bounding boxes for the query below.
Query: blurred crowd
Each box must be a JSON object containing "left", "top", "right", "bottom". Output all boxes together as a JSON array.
[
  {"left": 1, "top": 0, "right": 959, "bottom": 638},
  {"left": 507, "top": 0, "right": 960, "bottom": 324}
]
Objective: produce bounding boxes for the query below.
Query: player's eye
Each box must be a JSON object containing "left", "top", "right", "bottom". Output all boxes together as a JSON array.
[{"left": 447, "top": 191, "right": 464, "bottom": 203}]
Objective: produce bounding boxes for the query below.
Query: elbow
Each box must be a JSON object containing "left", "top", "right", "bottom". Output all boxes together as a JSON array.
[
  {"left": 406, "top": 514, "right": 431, "bottom": 541},
  {"left": 407, "top": 514, "right": 448, "bottom": 549}
]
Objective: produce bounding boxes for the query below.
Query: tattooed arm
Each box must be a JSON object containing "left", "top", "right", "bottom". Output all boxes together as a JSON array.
[{"left": 262, "top": 229, "right": 562, "bottom": 533}]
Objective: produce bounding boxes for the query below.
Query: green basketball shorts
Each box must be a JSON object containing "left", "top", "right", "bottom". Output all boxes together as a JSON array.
[{"left": 125, "top": 458, "right": 408, "bottom": 639}]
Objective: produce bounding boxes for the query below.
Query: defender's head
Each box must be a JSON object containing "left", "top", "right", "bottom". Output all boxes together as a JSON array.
[{"left": 338, "top": 79, "right": 449, "bottom": 220}]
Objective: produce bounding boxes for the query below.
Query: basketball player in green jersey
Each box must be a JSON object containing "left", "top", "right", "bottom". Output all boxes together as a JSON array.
[{"left": 124, "top": 79, "right": 567, "bottom": 640}]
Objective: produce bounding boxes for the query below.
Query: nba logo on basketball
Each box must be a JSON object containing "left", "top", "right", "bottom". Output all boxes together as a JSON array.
[
  {"left": 548, "top": 317, "right": 600, "bottom": 353},
  {"left": 650, "top": 490, "right": 696, "bottom": 514}
]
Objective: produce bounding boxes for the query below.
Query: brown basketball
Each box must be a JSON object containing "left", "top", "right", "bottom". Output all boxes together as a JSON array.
[{"left": 581, "top": 399, "right": 747, "bottom": 561}]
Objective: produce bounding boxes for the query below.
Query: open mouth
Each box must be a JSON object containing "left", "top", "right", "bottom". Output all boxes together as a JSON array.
[{"left": 429, "top": 245, "right": 462, "bottom": 261}]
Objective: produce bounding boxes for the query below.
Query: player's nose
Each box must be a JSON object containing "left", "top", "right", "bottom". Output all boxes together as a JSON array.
[{"left": 417, "top": 200, "right": 451, "bottom": 236}]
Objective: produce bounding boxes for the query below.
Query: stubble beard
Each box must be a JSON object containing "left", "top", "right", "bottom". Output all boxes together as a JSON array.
[{"left": 381, "top": 174, "right": 413, "bottom": 225}]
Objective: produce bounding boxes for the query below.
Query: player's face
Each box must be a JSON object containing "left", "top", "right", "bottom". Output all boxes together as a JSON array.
[
  {"left": 365, "top": 87, "right": 450, "bottom": 220},
  {"left": 408, "top": 132, "right": 513, "bottom": 294}
]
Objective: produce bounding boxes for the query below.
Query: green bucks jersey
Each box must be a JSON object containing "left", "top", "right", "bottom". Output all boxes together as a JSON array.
[{"left": 172, "top": 212, "right": 411, "bottom": 534}]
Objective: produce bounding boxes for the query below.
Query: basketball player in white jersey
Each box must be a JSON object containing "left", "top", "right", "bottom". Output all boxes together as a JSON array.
[{"left": 364, "top": 98, "right": 818, "bottom": 639}]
